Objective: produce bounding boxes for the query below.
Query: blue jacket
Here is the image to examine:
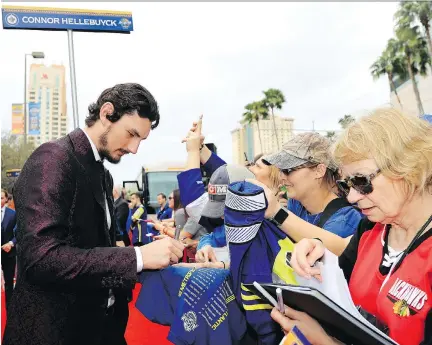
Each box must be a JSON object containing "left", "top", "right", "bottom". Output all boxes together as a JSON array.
[
  {"left": 225, "top": 181, "right": 303, "bottom": 345},
  {"left": 136, "top": 266, "right": 248, "bottom": 345},
  {"left": 177, "top": 152, "right": 226, "bottom": 249}
]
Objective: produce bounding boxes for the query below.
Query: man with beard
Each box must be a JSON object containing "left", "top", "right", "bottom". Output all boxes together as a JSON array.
[{"left": 3, "top": 83, "right": 185, "bottom": 345}]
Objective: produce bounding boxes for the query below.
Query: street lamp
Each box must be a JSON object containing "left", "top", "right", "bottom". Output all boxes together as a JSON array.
[{"left": 24, "top": 51, "right": 45, "bottom": 145}]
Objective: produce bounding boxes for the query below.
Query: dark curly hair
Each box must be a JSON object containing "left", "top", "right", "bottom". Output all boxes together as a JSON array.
[{"left": 85, "top": 83, "right": 160, "bottom": 129}]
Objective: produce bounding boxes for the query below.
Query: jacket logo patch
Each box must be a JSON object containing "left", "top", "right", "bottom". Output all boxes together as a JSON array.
[
  {"left": 182, "top": 311, "right": 198, "bottom": 332},
  {"left": 208, "top": 184, "right": 227, "bottom": 196},
  {"left": 387, "top": 278, "right": 427, "bottom": 317}
]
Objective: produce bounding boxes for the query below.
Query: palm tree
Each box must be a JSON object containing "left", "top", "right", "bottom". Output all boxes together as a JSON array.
[
  {"left": 325, "top": 131, "right": 337, "bottom": 143},
  {"left": 242, "top": 101, "right": 269, "bottom": 153},
  {"left": 395, "top": 1, "right": 432, "bottom": 58},
  {"left": 394, "top": 25, "right": 431, "bottom": 115},
  {"left": 263, "top": 88, "right": 286, "bottom": 150},
  {"left": 370, "top": 40, "right": 407, "bottom": 109},
  {"left": 338, "top": 114, "right": 356, "bottom": 129}
]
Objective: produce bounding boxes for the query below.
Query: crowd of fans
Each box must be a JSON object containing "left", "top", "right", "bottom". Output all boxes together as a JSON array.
[{"left": 2, "top": 109, "right": 431, "bottom": 345}]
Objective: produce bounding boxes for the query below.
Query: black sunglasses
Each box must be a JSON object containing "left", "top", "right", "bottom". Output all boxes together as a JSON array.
[
  {"left": 281, "top": 163, "right": 318, "bottom": 176},
  {"left": 168, "top": 196, "right": 173, "bottom": 200},
  {"left": 336, "top": 169, "right": 381, "bottom": 196}
]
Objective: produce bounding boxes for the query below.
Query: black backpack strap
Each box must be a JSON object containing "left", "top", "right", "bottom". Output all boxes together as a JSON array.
[{"left": 316, "top": 197, "right": 353, "bottom": 228}]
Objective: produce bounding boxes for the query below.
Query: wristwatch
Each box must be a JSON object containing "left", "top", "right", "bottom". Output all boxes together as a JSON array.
[{"left": 268, "top": 207, "right": 289, "bottom": 227}]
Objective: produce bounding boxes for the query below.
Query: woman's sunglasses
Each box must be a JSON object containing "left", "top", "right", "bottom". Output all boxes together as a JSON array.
[
  {"left": 168, "top": 196, "right": 173, "bottom": 200},
  {"left": 336, "top": 169, "right": 381, "bottom": 196},
  {"left": 281, "top": 163, "right": 318, "bottom": 176}
]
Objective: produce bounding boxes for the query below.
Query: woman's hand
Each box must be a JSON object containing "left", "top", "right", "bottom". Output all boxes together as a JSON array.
[
  {"left": 153, "top": 222, "right": 165, "bottom": 232},
  {"left": 182, "top": 238, "right": 199, "bottom": 249},
  {"left": 182, "top": 118, "right": 203, "bottom": 153},
  {"left": 291, "top": 238, "right": 325, "bottom": 280},
  {"left": 271, "top": 306, "right": 337, "bottom": 345},
  {"left": 187, "top": 121, "right": 205, "bottom": 146},
  {"left": 245, "top": 179, "right": 281, "bottom": 218},
  {"left": 195, "top": 245, "right": 217, "bottom": 263}
]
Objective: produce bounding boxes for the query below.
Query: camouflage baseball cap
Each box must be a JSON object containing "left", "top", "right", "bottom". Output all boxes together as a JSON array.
[{"left": 263, "top": 132, "right": 338, "bottom": 172}]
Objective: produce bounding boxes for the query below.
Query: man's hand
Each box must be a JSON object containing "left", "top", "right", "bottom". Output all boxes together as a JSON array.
[
  {"left": 245, "top": 178, "right": 281, "bottom": 218},
  {"left": 195, "top": 245, "right": 217, "bottom": 263},
  {"left": 116, "top": 241, "right": 125, "bottom": 247},
  {"left": 140, "top": 237, "right": 184, "bottom": 269},
  {"left": 1, "top": 243, "right": 13, "bottom": 253}
]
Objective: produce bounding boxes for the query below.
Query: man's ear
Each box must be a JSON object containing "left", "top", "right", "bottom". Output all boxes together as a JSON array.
[{"left": 99, "top": 102, "right": 115, "bottom": 125}]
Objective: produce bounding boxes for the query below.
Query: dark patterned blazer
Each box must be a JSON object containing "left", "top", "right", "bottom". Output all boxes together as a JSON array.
[{"left": 3, "top": 129, "right": 137, "bottom": 345}]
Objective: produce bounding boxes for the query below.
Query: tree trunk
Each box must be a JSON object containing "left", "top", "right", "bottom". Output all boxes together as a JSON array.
[
  {"left": 407, "top": 55, "right": 424, "bottom": 116},
  {"left": 255, "top": 120, "right": 263, "bottom": 154},
  {"left": 387, "top": 72, "right": 403, "bottom": 109},
  {"left": 271, "top": 107, "right": 280, "bottom": 150},
  {"left": 424, "top": 25, "right": 432, "bottom": 62}
]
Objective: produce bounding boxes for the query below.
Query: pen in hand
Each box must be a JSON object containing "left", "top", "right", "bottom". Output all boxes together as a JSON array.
[{"left": 276, "top": 288, "right": 285, "bottom": 314}]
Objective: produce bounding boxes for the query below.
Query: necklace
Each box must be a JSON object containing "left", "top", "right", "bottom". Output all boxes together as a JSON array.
[{"left": 379, "top": 213, "right": 432, "bottom": 291}]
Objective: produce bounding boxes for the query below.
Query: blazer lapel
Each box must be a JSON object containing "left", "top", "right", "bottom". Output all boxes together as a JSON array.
[
  {"left": 68, "top": 129, "right": 112, "bottom": 246},
  {"left": 1, "top": 210, "right": 6, "bottom": 230}
]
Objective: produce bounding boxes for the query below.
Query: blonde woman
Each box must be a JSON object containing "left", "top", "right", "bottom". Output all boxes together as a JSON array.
[{"left": 270, "top": 109, "right": 432, "bottom": 345}]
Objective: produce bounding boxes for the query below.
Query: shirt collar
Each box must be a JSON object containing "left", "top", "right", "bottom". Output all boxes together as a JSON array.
[{"left": 83, "top": 129, "right": 102, "bottom": 162}]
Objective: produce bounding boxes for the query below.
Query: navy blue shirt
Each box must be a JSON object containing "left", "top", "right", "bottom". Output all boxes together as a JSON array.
[{"left": 156, "top": 203, "right": 173, "bottom": 221}]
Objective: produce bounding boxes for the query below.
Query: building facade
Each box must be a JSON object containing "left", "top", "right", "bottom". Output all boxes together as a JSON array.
[
  {"left": 231, "top": 115, "right": 294, "bottom": 165},
  {"left": 26, "top": 64, "right": 68, "bottom": 146},
  {"left": 390, "top": 69, "right": 432, "bottom": 117}
]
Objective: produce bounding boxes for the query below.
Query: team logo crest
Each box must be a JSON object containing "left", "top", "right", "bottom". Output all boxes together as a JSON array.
[
  {"left": 392, "top": 299, "right": 410, "bottom": 317},
  {"left": 119, "top": 18, "right": 131, "bottom": 29},
  {"left": 181, "top": 311, "right": 198, "bottom": 332},
  {"left": 387, "top": 278, "right": 428, "bottom": 317},
  {"left": 5, "top": 13, "right": 19, "bottom": 26}
]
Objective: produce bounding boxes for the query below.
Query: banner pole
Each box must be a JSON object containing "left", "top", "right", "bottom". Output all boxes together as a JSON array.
[{"left": 67, "top": 29, "right": 79, "bottom": 129}]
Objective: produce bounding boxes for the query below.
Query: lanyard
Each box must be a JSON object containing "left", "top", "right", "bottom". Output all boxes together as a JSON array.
[{"left": 379, "top": 213, "right": 432, "bottom": 292}]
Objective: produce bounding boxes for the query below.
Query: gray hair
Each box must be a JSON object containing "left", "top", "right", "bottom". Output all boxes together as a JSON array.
[{"left": 113, "top": 185, "right": 122, "bottom": 196}]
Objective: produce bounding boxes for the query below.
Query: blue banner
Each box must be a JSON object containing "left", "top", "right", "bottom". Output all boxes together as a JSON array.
[
  {"left": 2, "top": 6, "right": 133, "bottom": 33},
  {"left": 28, "top": 102, "right": 41, "bottom": 135}
]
